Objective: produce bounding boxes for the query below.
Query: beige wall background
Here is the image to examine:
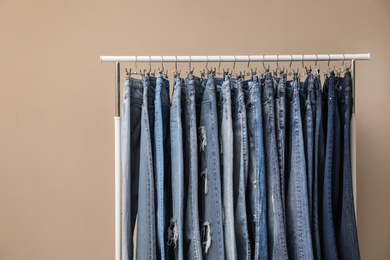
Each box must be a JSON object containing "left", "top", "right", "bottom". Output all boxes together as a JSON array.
[{"left": 1, "top": 0, "right": 389, "bottom": 259}]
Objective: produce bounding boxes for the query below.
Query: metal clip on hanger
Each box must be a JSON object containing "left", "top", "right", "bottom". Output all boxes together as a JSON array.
[
  {"left": 314, "top": 54, "right": 320, "bottom": 76},
  {"left": 186, "top": 56, "right": 194, "bottom": 77},
  {"left": 217, "top": 56, "right": 222, "bottom": 75},
  {"left": 288, "top": 55, "right": 293, "bottom": 77},
  {"left": 230, "top": 56, "right": 237, "bottom": 77},
  {"left": 301, "top": 55, "right": 306, "bottom": 77},
  {"left": 173, "top": 56, "right": 181, "bottom": 78}
]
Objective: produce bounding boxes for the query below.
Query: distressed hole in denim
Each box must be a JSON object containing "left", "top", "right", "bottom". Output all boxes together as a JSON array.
[
  {"left": 253, "top": 180, "right": 256, "bottom": 188},
  {"left": 199, "top": 126, "right": 207, "bottom": 152},
  {"left": 167, "top": 219, "right": 178, "bottom": 247},
  {"left": 201, "top": 169, "right": 208, "bottom": 194},
  {"left": 201, "top": 222, "right": 211, "bottom": 253}
]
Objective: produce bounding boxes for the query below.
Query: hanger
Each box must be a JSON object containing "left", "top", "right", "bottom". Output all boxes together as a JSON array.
[
  {"left": 186, "top": 56, "right": 194, "bottom": 77},
  {"left": 172, "top": 56, "right": 181, "bottom": 78},
  {"left": 314, "top": 54, "right": 320, "bottom": 76}
]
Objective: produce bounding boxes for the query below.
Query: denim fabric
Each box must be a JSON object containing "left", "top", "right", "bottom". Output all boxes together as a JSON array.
[
  {"left": 337, "top": 71, "right": 360, "bottom": 260},
  {"left": 170, "top": 76, "right": 185, "bottom": 260},
  {"left": 274, "top": 73, "right": 287, "bottom": 212},
  {"left": 199, "top": 74, "right": 225, "bottom": 260},
  {"left": 313, "top": 74, "right": 324, "bottom": 260},
  {"left": 216, "top": 75, "right": 237, "bottom": 260},
  {"left": 261, "top": 72, "right": 288, "bottom": 260},
  {"left": 154, "top": 74, "right": 171, "bottom": 260},
  {"left": 231, "top": 78, "right": 251, "bottom": 260},
  {"left": 285, "top": 75, "right": 314, "bottom": 260},
  {"left": 136, "top": 76, "right": 157, "bottom": 259},
  {"left": 332, "top": 75, "right": 343, "bottom": 238},
  {"left": 244, "top": 75, "right": 268, "bottom": 260},
  {"left": 303, "top": 73, "right": 316, "bottom": 232},
  {"left": 182, "top": 74, "right": 203, "bottom": 260},
  {"left": 321, "top": 72, "right": 339, "bottom": 260},
  {"left": 121, "top": 76, "right": 143, "bottom": 260}
]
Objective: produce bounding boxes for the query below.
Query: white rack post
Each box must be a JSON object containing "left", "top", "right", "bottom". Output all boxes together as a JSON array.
[
  {"left": 102, "top": 54, "right": 370, "bottom": 260},
  {"left": 114, "top": 62, "right": 121, "bottom": 260}
]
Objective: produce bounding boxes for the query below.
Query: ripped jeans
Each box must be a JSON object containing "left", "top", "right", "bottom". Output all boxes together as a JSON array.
[{"left": 198, "top": 74, "right": 225, "bottom": 260}]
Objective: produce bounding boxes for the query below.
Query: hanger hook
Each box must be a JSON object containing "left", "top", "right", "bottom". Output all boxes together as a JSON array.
[
  {"left": 327, "top": 54, "right": 331, "bottom": 70},
  {"left": 232, "top": 55, "right": 236, "bottom": 75},
  {"left": 262, "top": 54, "right": 266, "bottom": 70},
  {"left": 218, "top": 56, "right": 221, "bottom": 74},
  {"left": 289, "top": 54, "right": 293, "bottom": 75},
  {"left": 161, "top": 56, "right": 164, "bottom": 72},
  {"left": 315, "top": 54, "right": 318, "bottom": 68},
  {"left": 205, "top": 56, "right": 208, "bottom": 70},
  {"left": 135, "top": 56, "right": 138, "bottom": 73},
  {"left": 149, "top": 56, "right": 152, "bottom": 72},
  {"left": 342, "top": 54, "right": 345, "bottom": 72},
  {"left": 175, "top": 56, "right": 178, "bottom": 71},
  {"left": 189, "top": 55, "right": 192, "bottom": 72}
]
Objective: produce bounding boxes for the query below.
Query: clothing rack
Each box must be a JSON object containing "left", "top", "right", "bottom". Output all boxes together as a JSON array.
[{"left": 100, "top": 53, "right": 370, "bottom": 260}]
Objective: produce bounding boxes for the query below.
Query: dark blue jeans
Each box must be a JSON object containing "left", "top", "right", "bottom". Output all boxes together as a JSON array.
[
  {"left": 285, "top": 75, "right": 314, "bottom": 260},
  {"left": 216, "top": 75, "right": 237, "bottom": 260},
  {"left": 199, "top": 75, "right": 225, "bottom": 259},
  {"left": 261, "top": 72, "right": 288, "bottom": 260},
  {"left": 244, "top": 75, "right": 268, "bottom": 260},
  {"left": 231, "top": 78, "right": 251, "bottom": 260},
  {"left": 136, "top": 76, "right": 157, "bottom": 260},
  {"left": 169, "top": 76, "right": 185, "bottom": 260},
  {"left": 322, "top": 72, "right": 340, "bottom": 260},
  {"left": 313, "top": 74, "right": 324, "bottom": 260},
  {"left": 182, "top": 74, "right": 203, "bottom": 260},
  {"left": 337, "top": 71, "right": 360, "bottom": 260}
]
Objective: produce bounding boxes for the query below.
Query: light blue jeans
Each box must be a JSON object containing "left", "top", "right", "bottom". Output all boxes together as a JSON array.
[
  {"left": 199, "top": 74, "right": 225, "bottom": 260},
  {"left": 244, "top": 75, "right": 268, "bottom": 260},
  {"left": 183, "top": 74, "right": 203, "bottom": 260},
  {"left": 154, "top": 74, "right": 171, "bottom": 259},
  {"left": 121, "top": 76, "right": 143, "bottom": 260},
  {"left": 169, "top": 76, "right": 185, "bottom": 260},
  {"left": 216, "top": 75, "right": 237, "bottom": 260},
  {"left": 231, "top": 78, "right": 251, "bottom": 260},
  {"left": 136, "top": 76, "right": 157, "bottom": 260}
]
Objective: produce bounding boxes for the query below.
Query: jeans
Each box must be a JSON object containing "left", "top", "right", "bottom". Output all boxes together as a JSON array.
[
  {"left": 313, "top": 74, "right": 324, "bottom": 260},
  {"left": 322, "top": 72, "right": 339, "bottom": 260},
  {"left": 231, "top": 78, "right": 251, "bottom": 260},
  {"left": 182, "top": 74, "right": 203, "bottom": 260},
  {"left": 285, "top": 75, "right": 314, "bottom": 260},
  {"left": 303, "top": 73, "right": 316, "bottom": 232},
  {"left": 244, "top": 75, "right": 268, "bottom": 260},
  {"left": 261, "top": 72, "right": 288, "bottom": 260},
  {"left": 169, "top": 76, "right": 185, "bottom": 260},
  {"left": 136, "top": 76, "right": 157, "bottom": 260},
  {"left": 121, "top": 76, "right": 143, "bottom": 260},
  {"left": 337, "top": 71, "right": 360, "bottom": 260},
  {"left": 154, "top": 74, "right": 171, "bottom": 259},
  {"left": 274, "top": 73, "right": 287, "bottom": 212},
  {"left": 199, "top": 75, "right": 225, "bottom": 260},
  {"left": 216, "top": 75, "right": 237, "bottom": 260}
]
